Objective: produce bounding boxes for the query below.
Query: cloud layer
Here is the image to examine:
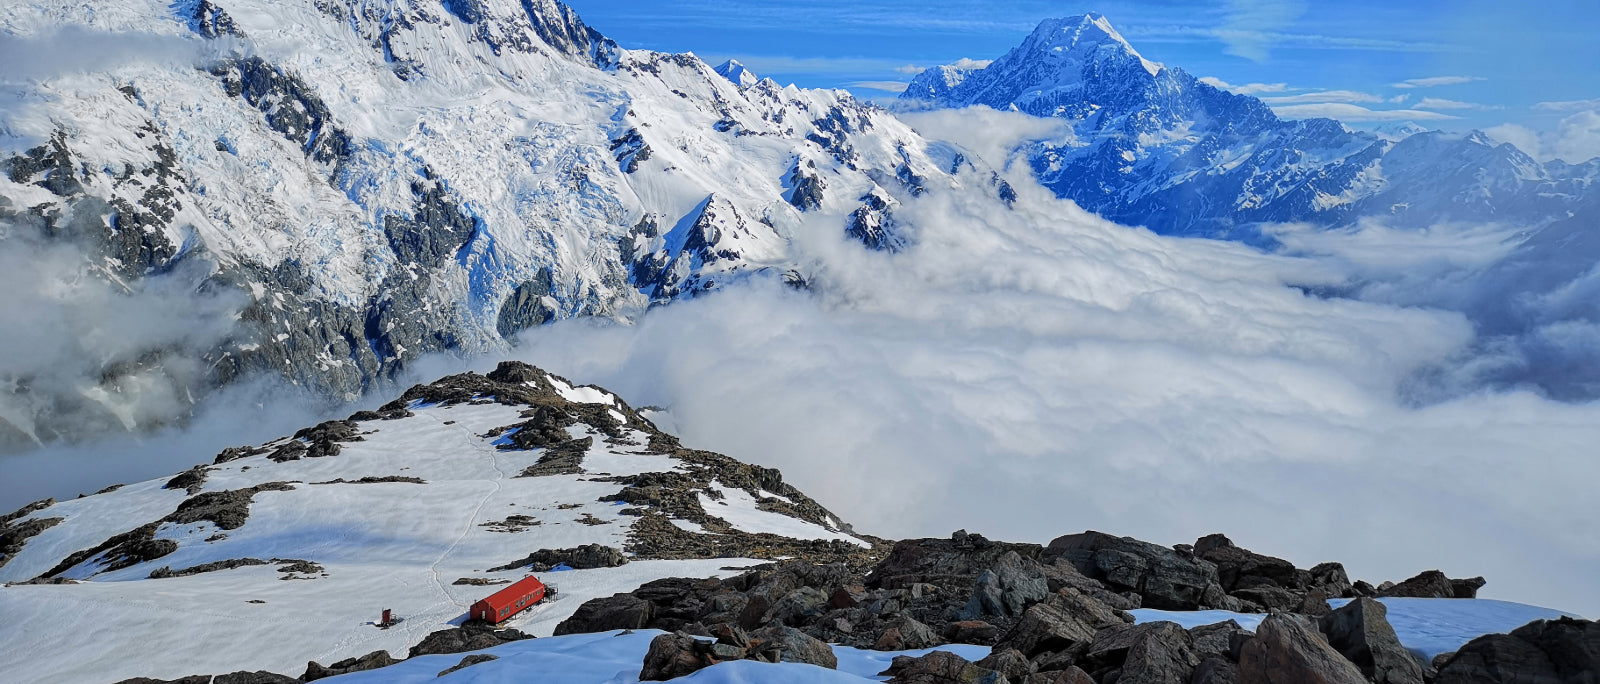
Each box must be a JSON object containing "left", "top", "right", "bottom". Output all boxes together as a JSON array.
[{"left": 506, "top": 174, "right": 1600, "bottom": 617}]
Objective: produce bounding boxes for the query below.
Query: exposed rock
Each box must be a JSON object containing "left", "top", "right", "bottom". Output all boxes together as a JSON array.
[
  {"left": 1308, "top": 563, "right": 1354, "bottom": 598},
  {"left": 302, "top": 650, "right": 397, "bottom": 681},
  {"left": 881, "top": 650, "right": 1005, "bottom": 684},
  {"left": 211, "top": 672, "right": 298, "bottom": 684},
  {"left": 163, "top": 466, "right": 211, "bottom": 495},
  {"left": 489, "top": 544, "right": 627, "bottom": 572},
  {"left": 1434, "top": 616, "right": 1599, "bottom": 683},
  {"left": 553, "top": 594, "right": 655, "bottom": 635},
  {"left": 964, "top": 551, "right": 1052, "bottom": 620},
  {"left": 1236, "top": 614, "right": 1367, "bottom": 684},
  {"left": 751, "top": 625, "right": 837, "bottom": 668},
  {"left": 1319, "top": 597, "right": 1424, "bottom": 684},
  {"left": 1044, "top": 531, "right": 1223, "bottom": 610},
  {"left": 168, "top": 483, "right": 298, "bottom": 531},
  {"left": 453, "top": 577, "right": 512, "bottom": 586},
  {"left": 408, "top": 625, "right": 533, "bottom": 657},
  {"left": 1450, "top": 577, "right": 1487, "bottom": 599},
  {"left": 1190, "top": 620, "right": 1250, "bottom": 660},
  {"left": 1023, "top": 667, "right": 1096, "bottom": 684},
  {"left": 438, "top": 654, "right": 498, "bottom": 677},
  {"left": 0, "top": 502, "right": 62, "bottom": 570},
  {"left": 945, "top": 620, "right": 1002, "bottom": 644},
  {"left": 993, "top": 587, "right": 1128, "bottom": 659},
  {"left": 1194, "top": 534, "right": 1301, "bottom": 593},
  {"left": 149, "top": 558, "right": 270, "bottom": 579},
  {"left": 976, "top": 648, "right": 1033, "bottom": 680},
  {"left": 1083, "top": 621, "right": 1198, "bottom": 684},
  {"left": 1192, "top": 657, "right": 1241, "bottom": 684},
  {"left": 640, "top": 632, "right": 709, "bottom": 681},
  {"left": 1377, "top": 570, "right": 1465, "bottom": 599}
]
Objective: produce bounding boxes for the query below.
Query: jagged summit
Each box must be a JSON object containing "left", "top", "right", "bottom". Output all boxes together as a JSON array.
[
  {"left": 714, "top": 59, "right": 759, "bottom": 87},
  {"left": 1018, "top": 12, "right": 1161, "bottom": 77}
]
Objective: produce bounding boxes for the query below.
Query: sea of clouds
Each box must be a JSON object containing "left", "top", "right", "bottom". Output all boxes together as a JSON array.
[{"left": 1, "top": 104, "right": 1596, "bottom": 619}]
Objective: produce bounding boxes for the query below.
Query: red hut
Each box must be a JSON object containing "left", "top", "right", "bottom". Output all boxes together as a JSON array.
[{"left": 470, "top": 576, "right": 549, "bottom": 624}]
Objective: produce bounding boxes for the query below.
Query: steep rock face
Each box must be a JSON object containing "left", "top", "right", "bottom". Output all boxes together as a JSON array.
[
  {"left": 0, "top": 0, "right": 990, "bottom": 447},
  {"left": 901, "top": 14, "right": 1595, "bottom": 241}
]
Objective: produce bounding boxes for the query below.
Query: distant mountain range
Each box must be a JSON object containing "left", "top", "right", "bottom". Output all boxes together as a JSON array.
[{"left": 902, "top": 13, "right": 1600, "bottom": 241}]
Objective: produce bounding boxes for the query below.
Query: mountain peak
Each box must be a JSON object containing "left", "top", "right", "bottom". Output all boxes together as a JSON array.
[
  {"left": 1022, "top": 13, "right": 1161, "bottom": 77},
  {"left": 714, "top": 59, "right": 759, "bottom": 87}
]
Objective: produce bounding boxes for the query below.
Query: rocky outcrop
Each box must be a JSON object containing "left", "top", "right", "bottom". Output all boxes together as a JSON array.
[
  {"left": 1236, "top": 614, "right": 1368, "bottom": 684},
  {"left": 1433, "top": 616, "right": 1599, "bottom": 683},
  {"left": 437, "top": 654, "right": 498, "bottom": 677},
  {"left": 638, "top": 624, "right": 836, "bottom": 680},
  {"left": 301, "top": 650, "right": 397, "bottom": 681},
  {"left": 0, "top": 499, "right": 61, "bottom": 570},
  {"left": 487, "top": 544, "right": 627, "bottom": 572},
  {"left": 407, "top": 625, "right": 533, "bottom": 657},
  {"left": 1378, "top": 570, "right": 1486, "bottom": 600},
  {"left": 1318, "top": 598, "right": 1425, "bottom": 684},
  {"left": 880, "top": 650, "right": 1004, "bottom": 684},
  {"left": 1043, "top": 531, "right": 1224, "bottom": 610}
]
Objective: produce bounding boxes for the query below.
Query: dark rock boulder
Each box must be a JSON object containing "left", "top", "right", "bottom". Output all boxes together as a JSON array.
[
  {"left": 975, "top": 648, "right": 1032, "bottom": 680},
  {"left": 1192, "top": 657, "right": 1241, "bottom": 684},
  {"left": 437, "top": 654, "right": 498, "bottom": 677},
  {"left": 1190, "top": 620, "right": 1251, "bottom": 660},
  {"left": 868, "top": 530, "right": 1044, "bottom": 591},
  {"left": 963, "top": 550, "right": 1052, "bottom": 620},
  {"left": 1451, "top": 577, "right": 1488, "bottom": 599},
  {"left": 302, "top": 650, "right": 397, "bottom": 681},
  {"left": 489, "top": 544, "right": 626, "bottom": 572},
  {"left": 553, "top": 594, "right": 654, "bottom": 635},
  {"left": 881, "top": 650, "right": 1006, "bottom": 684},
  {"left": 1378, "top": 570, "right": 1482, "bottom": 599},
  {"left": 1434, "top": 616, "right": 1599, "bottom": 683},
  {"left": 750, "top": 625, "right": 837, "bottom": 668},
  {"left": 640, "top": 632, "right": 710, "bottom": 681},
  {"left": 1237, "top": 614, "right": 1367, "bottom": 684},
  {"left": 1318, "top": 597, "right": 1424, "bottom": 684},
  {"left": 1194, "top": 534, "right": 1302, "bottom": 593},
  {"left": 408, "top": 625, "right": 533, "bottom": 657},
  {"left": 1308, "top": 562, "right": 1354, "bottom": 598},
  {"left": 1082, "top": 621, "right": 1198, "bottom": 684},
  {"left": 1044, "top": 531, "right": 1223, "bottom": 610},
  {"left": 945, "top": 620, "right": 1002, "bottom": 644},
  {"left": 211, "top": 672, "right": 298, "bottom": 684},
  {"left": 993, "top": 588, "right": 1129, "bottom": 659}
]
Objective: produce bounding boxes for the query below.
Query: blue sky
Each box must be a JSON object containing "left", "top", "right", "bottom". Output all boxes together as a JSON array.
[{"left": 565, "top": 0, "right": 1600, "bottom": 146}]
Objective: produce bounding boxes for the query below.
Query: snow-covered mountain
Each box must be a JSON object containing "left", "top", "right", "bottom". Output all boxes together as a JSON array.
[
  {"left": 901, "top": 13, "right": 1598, "bottom": 240},
  {"left": 0, "top": 0, "right": 1001, "bottom": 449},
  {"left": 0, "top": 361, "right": 878, "bottom": 682}
]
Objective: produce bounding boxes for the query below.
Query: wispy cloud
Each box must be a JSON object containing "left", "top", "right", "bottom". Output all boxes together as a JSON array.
[
  {"left": 1261, "top": 90, "right": 1383, "bottom": 105},
  {"left": 1534, "top": 98, "right": 1600, "bottom": 112},
  {"left": 1198, "top": 76, "right": 1291, "bottom": 95},
  {"left": 1216, "top": 0, "right": 1309, "bottom": 62},
  {"left": 1414, "top": 97, "right": 1494, "bottom": 111},
  {"left": 1271, "top": 102, "right": 1460, "bottom": 122},
  {"left": 849, "top": 81, "right": 911, "bottom": 93},
  {"left": 1392, "top": 76, "right": 1485, "bottom": 89}
]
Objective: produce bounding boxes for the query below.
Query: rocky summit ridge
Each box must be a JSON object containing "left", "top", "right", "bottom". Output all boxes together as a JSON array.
[{"left": 1, "top": 362, "right": 1591, "bottom": 683}]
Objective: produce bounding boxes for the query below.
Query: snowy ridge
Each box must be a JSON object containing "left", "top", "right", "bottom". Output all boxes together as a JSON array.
[
  {"left": 0, "top": 0, "right": 999, "bottom": 448},
  {"left": 0, "top": 362, "right": 874, "bottom": 682}
]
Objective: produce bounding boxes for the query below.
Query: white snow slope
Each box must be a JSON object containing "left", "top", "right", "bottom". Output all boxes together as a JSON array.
[
  {"left": 0, "top": 365, "right": 869, "bottom": 683},
  {"left": 0, "top": 0, "right": 1004, "bottom": 440}
]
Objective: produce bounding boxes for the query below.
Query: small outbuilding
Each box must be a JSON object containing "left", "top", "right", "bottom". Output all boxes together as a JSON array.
[{"left": 470, "top": 576, "right": 549, "bottom": 624}]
